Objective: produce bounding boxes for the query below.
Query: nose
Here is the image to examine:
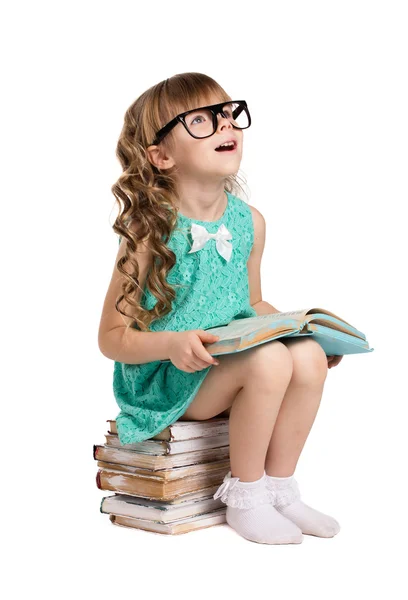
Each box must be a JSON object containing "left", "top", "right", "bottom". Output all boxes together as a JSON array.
[{"left": 216, "top": 112, "right": 233, "bottom": 133}]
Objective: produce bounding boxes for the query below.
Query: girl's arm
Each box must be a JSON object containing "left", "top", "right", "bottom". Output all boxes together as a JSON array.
[
  {"left": 252, "top": 300, "right": 281, "bottom": 315},
  {"left": 100, "top": 326, "right": 176, "bottom": 364},
  {"left": 98, "top": 228, "right": 174, "bottom": 364},
  {"left": 248, "top": 205, "right": 281, "bottom": 317}
]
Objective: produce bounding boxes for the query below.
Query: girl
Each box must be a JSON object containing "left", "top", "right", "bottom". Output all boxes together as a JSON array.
[{"left": 98, "top": 72, "right": 343, "bottom": 546}]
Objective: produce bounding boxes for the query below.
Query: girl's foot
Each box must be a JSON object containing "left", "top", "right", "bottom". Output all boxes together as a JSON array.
[
  {"left": 213, "top": 470, "right": 303, "bottom": 545},
  {"left": 265, "top": 474, "right": 341, "bottom": 538}
]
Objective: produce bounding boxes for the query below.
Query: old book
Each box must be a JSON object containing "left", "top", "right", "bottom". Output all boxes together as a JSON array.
[
  {"left": 108, "top": 509, "right": 226, "bottom": 535},
  {"left": 93, "top": 443, "right": 230, "bottom": 471},
  {"left": 106, "top": 416, "right": 229, "bottom": 441},
  {"left": 103, "top": 431, "right": 229, "bottom": 454},
  {"left": 96, "top": 461, "right": 229, "bottom": 500},
  {"left": 95, "top": 458, "right": 230, "bottom": 479},
  {"left": 100, "top": 486, "right": 226, "bottom": 523}
]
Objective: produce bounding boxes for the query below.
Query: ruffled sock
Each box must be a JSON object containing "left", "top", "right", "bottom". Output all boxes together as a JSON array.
[
  {"left": 265, "top": 474, "right": 341, "bottom": 538},
  {"left": 213, "top": 470, "right": 303, "bottom": 545}
]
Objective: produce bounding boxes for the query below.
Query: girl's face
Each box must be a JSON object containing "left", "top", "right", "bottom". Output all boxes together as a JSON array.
[{"left": 148, "top": 97, "right": 243, "bottom": 183}]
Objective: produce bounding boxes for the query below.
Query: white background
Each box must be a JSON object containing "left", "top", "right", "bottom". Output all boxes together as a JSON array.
[{"left": 2, "top": 1, "right": 407, "bottom": 598}]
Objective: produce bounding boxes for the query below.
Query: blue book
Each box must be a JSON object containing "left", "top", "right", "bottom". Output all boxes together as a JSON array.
[{"left": 199, "top": 307, "right": 374, "bottom": 359}]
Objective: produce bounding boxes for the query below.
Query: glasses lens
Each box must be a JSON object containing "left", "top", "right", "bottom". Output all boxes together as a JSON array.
[
  {"left": 185, "top": 102, "right": 249, "bottom": 138},
  {"left": 220, "top": 102, "right": 249, "bottom": 129}
]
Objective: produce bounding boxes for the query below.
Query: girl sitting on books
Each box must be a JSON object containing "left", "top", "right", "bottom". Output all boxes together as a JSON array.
[{"left": 98, "top": 72, "right": 343, "bottom": 546}]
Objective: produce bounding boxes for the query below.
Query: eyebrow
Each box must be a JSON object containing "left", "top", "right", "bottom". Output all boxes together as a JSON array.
[{"left": 192, "top": 101, "right": 230, "bottom": 112}]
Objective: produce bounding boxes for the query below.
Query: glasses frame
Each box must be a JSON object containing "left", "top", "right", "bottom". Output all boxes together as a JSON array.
[{"left": 150, "top": 100, "right": 251, "bottom": 146}]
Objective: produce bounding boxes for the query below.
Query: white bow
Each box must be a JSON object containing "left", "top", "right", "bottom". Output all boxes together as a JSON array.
[
  {"left": 213, "top": 471, "right": 240, "bottom": 501},
  {"left": 213, "top": 470, "right": 279, "bottom": 506},
  {"left": 187, "top": 223, "right": 233, "bottom": 262}
]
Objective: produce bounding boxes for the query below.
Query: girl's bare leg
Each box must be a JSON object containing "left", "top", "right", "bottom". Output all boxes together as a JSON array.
[
  {"left": 228, "top": 344, "right": 293, "bottom": 481},
  {"left": 179, "top": 341, "right": 306, "bottom": 544},
  {"left": 261, "top": 338, "right": 340, "bottom": 537},
  {"left": 178, "top": 341, "right": 294, "bottom": 482},
  {"left": 264, "top": 338, "right": 328, "bottom": 476}
]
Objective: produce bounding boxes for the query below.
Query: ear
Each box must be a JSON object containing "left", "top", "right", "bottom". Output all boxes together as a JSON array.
[{"left": 146, "top": 144, "right": 175, "bottom": 170}]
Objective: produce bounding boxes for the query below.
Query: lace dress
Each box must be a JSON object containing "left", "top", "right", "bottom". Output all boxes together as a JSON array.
[{"left": 113, "top": 190, "right": 257, "bottom": 445}]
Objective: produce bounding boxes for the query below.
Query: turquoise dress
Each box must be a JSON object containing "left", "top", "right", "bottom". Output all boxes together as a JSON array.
[{"left": 113, "top": 191, "right": 257, "bottom": 445}]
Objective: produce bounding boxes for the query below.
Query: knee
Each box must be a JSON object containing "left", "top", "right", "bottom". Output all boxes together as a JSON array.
[
  {"left": 289, "top": 339, "right": 328, "bottom": 386},
  {"left": 245, "top": 341, "right": 293, "bottom": 389}
]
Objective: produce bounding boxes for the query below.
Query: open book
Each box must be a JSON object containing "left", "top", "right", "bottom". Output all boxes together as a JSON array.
[{"left": 160, "top": 308, "right": 373, "bottom": 362}]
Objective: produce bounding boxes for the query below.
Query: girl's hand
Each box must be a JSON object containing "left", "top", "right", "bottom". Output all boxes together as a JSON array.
[
  {"left": 327, "top": 355, "right": 344, "bottom": 369},
  {"left": 168, "top": 329, "right": 220, "bottom": 373}
]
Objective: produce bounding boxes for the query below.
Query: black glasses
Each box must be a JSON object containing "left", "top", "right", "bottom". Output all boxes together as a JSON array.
[{"left": 150, "top": 100, "right": 251, "bottom": 146}]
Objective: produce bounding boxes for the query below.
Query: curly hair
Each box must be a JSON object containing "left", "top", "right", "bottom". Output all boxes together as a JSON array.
[{"left": 111, "top": 72, "right": 248, "bottom": 333}]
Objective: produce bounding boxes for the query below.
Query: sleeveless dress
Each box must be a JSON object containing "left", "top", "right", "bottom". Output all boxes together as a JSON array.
[{"left": 113, "top": 191, "right": 257, "bottom": 445}]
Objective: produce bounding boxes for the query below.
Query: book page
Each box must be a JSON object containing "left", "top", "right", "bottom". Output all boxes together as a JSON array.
[
  {"left": 305, "top": 307, "right": 355, "bottom": 327},
  {"left": 205, "top": 313, "right": 304, "bottom": 341},
  {"left": 310, "top": 318, "right": 364, "bottom": 340},
  {"left": 229, "top": 309, "right": 309, "bottom": 327}
]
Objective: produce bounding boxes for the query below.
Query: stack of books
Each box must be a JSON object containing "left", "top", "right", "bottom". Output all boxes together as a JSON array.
[{"left": 94, "top": 416, "right": 231, "bottom": 535}]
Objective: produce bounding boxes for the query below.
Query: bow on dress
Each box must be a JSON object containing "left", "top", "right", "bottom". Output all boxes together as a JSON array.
[{"left": 187, "top": 222, "right": 233, "bottom": 262}]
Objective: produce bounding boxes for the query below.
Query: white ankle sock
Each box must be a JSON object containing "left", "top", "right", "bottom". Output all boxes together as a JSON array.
[
  {"left": 265, "top": 474, "right": 341, "bottom": 538},
  {"left": 213, "top": 470, "right": 303, "bottom": 545}
]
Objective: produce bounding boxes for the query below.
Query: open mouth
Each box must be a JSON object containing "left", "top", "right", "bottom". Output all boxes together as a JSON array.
[{"left": 214, "top": 140, "right": 237, "bottom": 152}]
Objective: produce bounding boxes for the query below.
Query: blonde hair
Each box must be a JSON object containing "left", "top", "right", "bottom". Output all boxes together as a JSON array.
[{"left": 112, "top": 72, "right": 247, "bottom": 332}]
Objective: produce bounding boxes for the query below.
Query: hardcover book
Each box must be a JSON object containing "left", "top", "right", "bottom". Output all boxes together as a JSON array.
[{"left": 160, "top": 307, "right": 374, "bottom": 362}]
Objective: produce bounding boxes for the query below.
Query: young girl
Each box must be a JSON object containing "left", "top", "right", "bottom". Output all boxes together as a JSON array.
[{"left": 98, "top": 72, "right": 343, "bottom": 546}]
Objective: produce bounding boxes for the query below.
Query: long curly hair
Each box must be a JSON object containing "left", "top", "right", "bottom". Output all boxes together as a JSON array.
[{"left": 112, "top": 72, "right": 248, "bottom": 333}]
